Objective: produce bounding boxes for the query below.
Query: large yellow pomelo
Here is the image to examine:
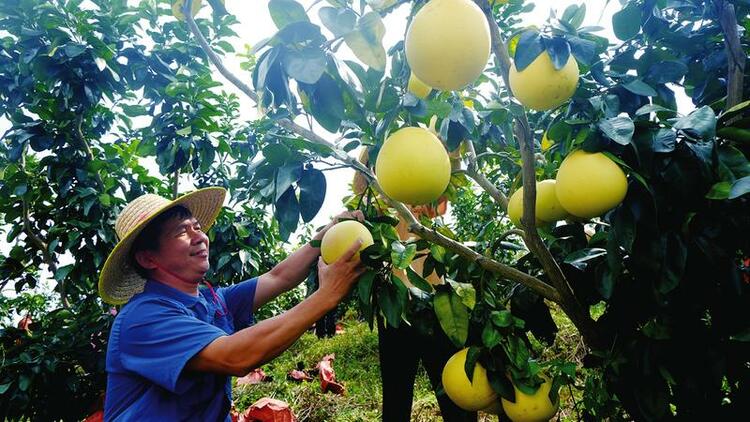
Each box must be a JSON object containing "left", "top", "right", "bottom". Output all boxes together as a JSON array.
[
  {"left": 408, "top": 72, "right": 432, "bottom": 99},
  {"left": 442, "top": 348, "right": 497, "bottom": 411},
  {"left": 507, "top": 180, "right": 568, "bottom": 227},
  {"left": 320, "top": 220, "right": 374, "bottom": 264},
  {"left": 501, "top": 375, "right": 559, "bottom": 422},
  {"left": 509, "top": 51, "right": 579, "bottom": 111},
  {"left": 555, "top": 150, "right": 628, "bottom": 219},
  {"left": 405, "top": 0, "right": 490, "bottom": 91},
  {"left": 172, "top": 0, "right": 203, "bottom": 20},
  {"left": 375, "top": 127, "right": 451, "bottom": 205}
]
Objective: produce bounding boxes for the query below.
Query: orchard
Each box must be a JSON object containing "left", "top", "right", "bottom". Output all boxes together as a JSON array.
[{"left": 1, "top": 0, "right": 749, "bottom": 421}]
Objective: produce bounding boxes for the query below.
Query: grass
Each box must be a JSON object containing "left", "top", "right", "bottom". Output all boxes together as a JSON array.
[{"left": 234, "top": 306, "right": 586, "bottom": 421}]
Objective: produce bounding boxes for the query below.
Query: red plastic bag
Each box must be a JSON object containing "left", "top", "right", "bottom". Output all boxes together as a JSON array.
[
  {"left": 239, "top": 398, "right": 295, "bottom": 422},
  {"left": 316, "top": 354, "right": 345, "bottom": 395}
]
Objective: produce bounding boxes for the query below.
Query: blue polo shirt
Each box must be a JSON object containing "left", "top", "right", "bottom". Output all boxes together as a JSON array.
[{"left": 104, "top": 278, "right": 258, "bottom": 422}]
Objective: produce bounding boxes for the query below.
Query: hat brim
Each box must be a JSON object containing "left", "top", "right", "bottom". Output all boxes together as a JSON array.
[{"left": 98, "top": 187, "right": 227, "bottom": 305}]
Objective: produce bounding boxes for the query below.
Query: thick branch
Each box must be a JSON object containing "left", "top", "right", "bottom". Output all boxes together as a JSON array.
[
  {"left": 475, "top": 0, "right": 602, "bottom": 348},
  {"left": 715, "top": 0, "right": 745, "bottom": 108},
  {"left": 20, "top": 156, "right": 66, "bottom": 307},
  {"left": 409, "top": 224, "right": 560, "bottom": 303},
  {"left": 185, "top": 1, "right": 563, "bottom": 307},
  {"left": 172, "top": 168, "right": 180, "bottom": 200}
]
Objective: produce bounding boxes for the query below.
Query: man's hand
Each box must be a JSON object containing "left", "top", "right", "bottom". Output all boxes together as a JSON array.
[
  {"left": 313, "top": 210, "right": 365, "bottom": 242},
  {"left": 317, "top": 239, "right": 366, "bottom": 307}
]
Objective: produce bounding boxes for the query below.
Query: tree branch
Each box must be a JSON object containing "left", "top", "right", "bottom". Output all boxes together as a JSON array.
[
  {"left": 474, "top": 0, "right": 602, "bottom": 348},
  {"left": 465, "top": 140, "right": 509, "bottom": 210},
  {"left": 76, "top": 115, "right": 105, "bottom": 191},
  {"left": 20, "top": 156, "right": 67, "bottom": 308},
  {"left": 185, "top": 1, "right": 563, "bottom": 308},
  {"left": 715, "top": 0, "right": 745, "bottom": 108},
  {"left": 409, "top": 224, "right": 560, "bottom": 303}
]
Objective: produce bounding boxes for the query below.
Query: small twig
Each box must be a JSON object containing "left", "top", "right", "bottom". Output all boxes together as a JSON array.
[
  {"left": 465, "top": 140, "right": 509, "bottom": 210},
  {"left": 75, "top": 115, "right": 105, "bottom": 191}
]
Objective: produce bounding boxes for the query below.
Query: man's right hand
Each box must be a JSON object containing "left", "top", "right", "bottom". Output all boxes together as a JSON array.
[{"left": 316, "top": 239, "right": 366, "bottom": 308}]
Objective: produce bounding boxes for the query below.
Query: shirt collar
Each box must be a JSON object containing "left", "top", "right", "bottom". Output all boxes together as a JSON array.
[{"left": 144, "top": 279, "right": 204, "bottom": 307}]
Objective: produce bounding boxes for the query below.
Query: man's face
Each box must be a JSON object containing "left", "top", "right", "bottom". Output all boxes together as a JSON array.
[{"left": 150, "top": 215, "right": 210, "bottom": 282}]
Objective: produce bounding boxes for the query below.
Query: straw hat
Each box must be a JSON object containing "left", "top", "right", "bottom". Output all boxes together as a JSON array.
[{"left": 98, "top": 187, "right": 227, "bottom": 305}]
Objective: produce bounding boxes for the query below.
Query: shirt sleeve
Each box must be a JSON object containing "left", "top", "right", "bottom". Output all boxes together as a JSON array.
[
  {"left": 217, "top": 277, "right": 258, "bottom": 330},
  {"left": 119, "top": 298, "right": 227, "bottom": 394}
]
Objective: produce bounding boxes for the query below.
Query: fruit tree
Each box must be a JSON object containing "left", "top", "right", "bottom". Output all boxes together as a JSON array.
[{"left": 1, "top": 0, "right": 749, "bottom": 421}]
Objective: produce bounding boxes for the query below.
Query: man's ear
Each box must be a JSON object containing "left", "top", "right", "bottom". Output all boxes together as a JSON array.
[{"left": 134, "top": 250, "right": 158, "bottom": 270}]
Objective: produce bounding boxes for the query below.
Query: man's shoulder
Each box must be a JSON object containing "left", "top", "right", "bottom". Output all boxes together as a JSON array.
[{"left": 118, "top": 293, "right": 189, "bottom": 323}]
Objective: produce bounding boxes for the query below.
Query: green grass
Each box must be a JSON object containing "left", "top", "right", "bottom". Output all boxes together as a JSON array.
[
  {"left": 232, "top": 315, "right": 471, "bottom": 421},
  {"left": 233, "top": 308, "right": 586, "bottom": 421}
]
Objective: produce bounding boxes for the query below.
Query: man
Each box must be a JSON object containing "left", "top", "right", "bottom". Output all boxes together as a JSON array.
[{"left": 99, "top": 187, "right": 365, "bottom": 421}]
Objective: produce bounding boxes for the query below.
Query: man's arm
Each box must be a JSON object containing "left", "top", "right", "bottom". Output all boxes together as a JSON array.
[
  {"left": 186, "top": 240, "right": 364, "bottom": 377},
  {"left": 253, "top": 210, "right": 364, "bottom": 310}
]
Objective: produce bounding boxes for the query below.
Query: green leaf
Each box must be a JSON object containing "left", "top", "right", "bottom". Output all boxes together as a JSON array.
[
  {"left": 434, "top": 289, "right": 470, "bottom": 347},
  {"left": 446, "top": 279, "right": 476, "bottom": 310},
  {"left": 568, "top": 36, "right": 597, "bottom": 65},
  {"left": 612, "top": 4, "right": 641, "bottom": 40},
  {"left": 635, "top": 104, "right": 675, "bottom": 116},
  {"left": 121, "top": 104, "right": 148, "bottom": 117},
  {"left": 565, "top": 248, "right": 607, "bottom": 270},
  {"left": 622, "top": 79, "right": 657, "bottom": 97},
  {"left": 406, "top": 266, "right": 433, "bottom": 293},
  {"left": 542, "top": 36, "right": 571, "bottom": 71},
  {"left": 263, "top": 143, "right": 291, "bottom": 166},
  {"left": 357, "top": 270, "right": 376, "bottom": 318},
  {"left": 319, "top": 7, "right": 357, "bottom": 37},
  {"left": 673, "top": 105, "right": 717, "bottom": 139},
  {"left": 598, "top": 116, "right": 634, "bottom": 145},
  {"left": 652, "top": 129, "right": 676, "bottom": 153},
  {"left": 379, "top": 279, "right": 406, "bottom": 328},
  {"left": 283, "top": 48, "right": 327, "bottom": 85},
  {"left": 464, "top": 346, "right": 481, "bottom": 383},
  {"left": 343, "top": 12, "right": 386, "bottom": 71},
  {"left": 391, "top": 241, "right": 417, "bottom": 269},
  {"left": 298, "top": 168, "right": 326, "bottom": 222},
  {"left": 491, "top": 310, "right": 513, "bottom": 328},
  {"left": 729, "top": 175, "right": 750, "bottom": 199},
  {"left": 706, "top": 181, "right": 731, "bottom": 200},
  {"left": 300, "top": 74, "right": 345, "bottom": 132},
  {"left": 0, "top": 381, "right": 12, "bottom": 394},
  {"left": 268, "top": 0, "right": 309, "bottom": 29},
  {"left": 513, "top": 30, "right": 544, "bottom": 71},
  {"left": 482, "top": 322, "right": 502, "bottom": 348},
  {"left": 274, "top": 186, "right": 300, "bottom": 241}
]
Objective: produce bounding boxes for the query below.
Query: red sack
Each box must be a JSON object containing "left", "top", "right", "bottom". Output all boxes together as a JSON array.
[
  {"left": 236, "top": 368, "right": 267, "bottom": 386},
  {"left": 239, "top": 398, "right": 296, "bottom": 422},
  {"left": 316, "top": 354, "right": 345, "bottom": 395}
]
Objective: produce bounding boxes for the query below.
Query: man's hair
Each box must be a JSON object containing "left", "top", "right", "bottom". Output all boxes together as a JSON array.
[{"left": 129, "top": 205, "right": 193, "bottom": 279}]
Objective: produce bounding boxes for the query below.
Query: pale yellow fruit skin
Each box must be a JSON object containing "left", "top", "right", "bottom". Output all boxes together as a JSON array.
[
  {"left": 555, "top": 150, "right": 628, "bottom": 219},
  {"left": 172, "top": 0, "right": 203, "bottom": 20},
  {"left": 320, "top": 221, "right": 374, "bottom": 264},
  {"left": 442, "top": 348, "right": 497, "bottom": 411},
  {"left": 408, "top": 72, "right": 432, "bottom": 99},
  {"left": 507, "top": 180, "right": 568, "bottom": 227},
  {"left": 501, "top": 376, "right": 559, "bottom": 422},
  {"left": 509, "top": 51, "right": 579, "bottom": 111},
  {"left": 375, "top": 127, "right": 451, "bottom": 205},
  {"left": 405, "top": 0, "right": 490, "bottom": 91}
]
